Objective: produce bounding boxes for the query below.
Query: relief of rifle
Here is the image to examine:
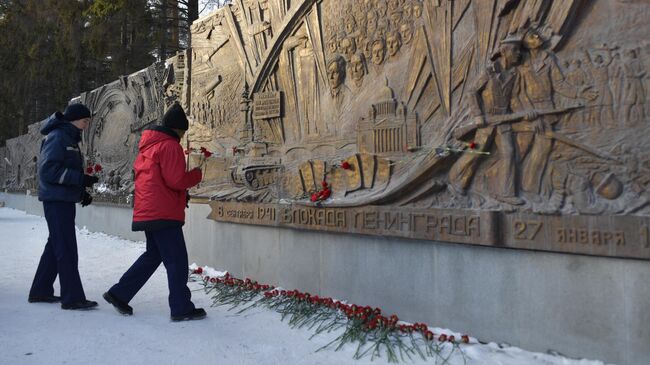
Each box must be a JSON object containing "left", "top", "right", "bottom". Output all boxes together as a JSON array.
[
  {"left": 528, "top": 128, "right": 621, "bottom": 163},
  {"left": 452, "top": 104, "right": 584, "bottom": 140},
  {"left": 452, "top": 104, "right": 621, "bottom": 163}
]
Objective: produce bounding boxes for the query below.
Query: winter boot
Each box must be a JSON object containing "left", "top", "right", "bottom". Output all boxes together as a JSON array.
[
  {"left": 103, "top": 291, "right": 133, "bottom": 315},
  {"left": 61, "top": 300, "right": 98, "bottom": 310},
  {"left": 28, "top": 295, "right": 61, "bottom": 303},
  {"left": 171, "top": 308, "right": 207, "bottom": 322}
]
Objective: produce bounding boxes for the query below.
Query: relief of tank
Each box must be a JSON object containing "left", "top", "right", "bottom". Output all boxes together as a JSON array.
[{"left": 230, "top": 157, "right": 283, "bottom": 191}]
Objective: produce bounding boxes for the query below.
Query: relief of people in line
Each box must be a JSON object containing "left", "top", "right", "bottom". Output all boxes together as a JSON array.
[{"left": 561, "top": 45, "right": 647, "bottom": 128}]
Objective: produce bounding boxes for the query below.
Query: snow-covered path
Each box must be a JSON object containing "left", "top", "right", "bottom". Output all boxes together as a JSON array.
[{"left": 0, "top": 207, "right": 607, "bottom": 365}]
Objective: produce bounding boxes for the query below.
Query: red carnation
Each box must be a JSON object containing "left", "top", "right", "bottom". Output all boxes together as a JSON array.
[
  {"left": 194, "top": 267, "right": 203, "bottom": 274},
  {"left": 367, "top": 320, "right": 378, "bottom": 330},
  {"left": 389, "top": 314, "right": 399, "bottom": 325},
  {"left": 468, "top": 142, "right": 477, "bottom": 150},
  {"left": 310, "top": 193, "right": 319, "bottom": 202},
  {"left": 86, "top": 166, "right": 94, "bottom": 174},
  {"left": 340, "top": 161, "right": 351, "bottom": 170},
  {"left": 94, "top": 164, "right": 103, "bottom": 173},
  {"left": 321, "top": 180, "right": 328, "bottom": 188},
  {"left": 199, "top": 147, "right": 213, "bottom": 158}
]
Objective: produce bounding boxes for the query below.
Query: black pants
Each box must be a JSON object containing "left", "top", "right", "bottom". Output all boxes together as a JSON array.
[
  {"left": 30, "top": 201, "right": 86, "bottom": 305},
  {"left": 108, "top": 226, "right": 194, "bottom": 316}
]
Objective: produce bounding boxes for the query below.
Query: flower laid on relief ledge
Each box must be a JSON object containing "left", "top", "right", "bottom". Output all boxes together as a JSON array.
[
  {"left": 308, "top": 161, "right": 357, "bottom": 203},
  {"left": 189, "top": 267, "right": 471, "bottom": 363},
  {"left": 311, "top": 181, "right": 332, "bottom": 202}
]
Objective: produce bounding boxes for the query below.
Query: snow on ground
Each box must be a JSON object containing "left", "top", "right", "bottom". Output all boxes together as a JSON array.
[{"left": 0, "top": 207, "right": 609, "bottom": 365}]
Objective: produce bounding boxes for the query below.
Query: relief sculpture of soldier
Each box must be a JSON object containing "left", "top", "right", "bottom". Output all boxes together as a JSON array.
[
  {"left": 448, "top": 36, "right": 527, "bottom": 206},
  {"left": 623, "top": 48, "right": 647, "bottom": 125},
  {"left": 515, "top": 26, "right": 597, "bottom": 206},
  {"left": 585, "top": 48, "right": 615, "bottom": 127},
  {"left": 564, "top": 58, "right": 590, "bottom": 126}
]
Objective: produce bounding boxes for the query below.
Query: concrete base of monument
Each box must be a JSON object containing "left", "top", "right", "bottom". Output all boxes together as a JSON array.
[
  {"left": 2, "top": 191, "right": 648, "bottom": 365},
  {"left": 184, "top": 204, "right": 650, "bottom": 365}
]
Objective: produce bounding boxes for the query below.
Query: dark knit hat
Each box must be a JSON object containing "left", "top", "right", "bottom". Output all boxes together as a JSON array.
[
  {"left": 162, "top": 103, "right": 189, "bottom": 131},
  {"left": 63, "top": 103, "right": 91, "bottom": 122}
]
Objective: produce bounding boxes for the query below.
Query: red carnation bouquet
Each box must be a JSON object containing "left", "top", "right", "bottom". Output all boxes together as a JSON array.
[
  {"left": 86, "top": 163, "right": 102, "bottom": 175},
  {"left": 184, "top": 146, "right": 214, "bottom": 168},
  {"left": 198, "top": 146, "right": 213, "bottom": 168}
]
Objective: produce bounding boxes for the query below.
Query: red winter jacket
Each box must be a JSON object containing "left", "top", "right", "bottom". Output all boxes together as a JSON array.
[{"left": 132, "top": 127, "right": 202, "bottom": 231}]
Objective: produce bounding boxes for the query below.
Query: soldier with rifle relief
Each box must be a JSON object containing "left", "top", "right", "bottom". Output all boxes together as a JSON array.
[
  {"left": 450, "top": 25, "right": 607, "bottom": 212},
  {"left": 448, "top": 35, "right": 529, "bottom": 206},
  {"left": 515, "top": 25, "right": 598, "bottom": 206}
]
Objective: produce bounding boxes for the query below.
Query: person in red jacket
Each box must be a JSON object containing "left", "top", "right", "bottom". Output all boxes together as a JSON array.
[{"left": 103, "top": 103, "right": 206, "bottom": 321}]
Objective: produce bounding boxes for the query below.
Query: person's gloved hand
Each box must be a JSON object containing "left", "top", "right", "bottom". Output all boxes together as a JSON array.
[
  {"left": 83, "top": 174, "right": 99, "bottom": 187},
  {"left": 186, "top": 191, "right": 191, "bottom": 208},
  {"left": 81, "top": 191, "right": 93, "bottom": 207}
]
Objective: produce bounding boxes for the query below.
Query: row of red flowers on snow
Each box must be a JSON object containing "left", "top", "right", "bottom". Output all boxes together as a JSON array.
[
  {"left": 191, "top": 267, "right": 470, "bottom": 363},
  {"left": 263, "top": 288, "right": 468, "bottom": 343}
]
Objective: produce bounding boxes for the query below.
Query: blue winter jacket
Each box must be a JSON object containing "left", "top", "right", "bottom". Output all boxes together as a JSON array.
[{"left": 38, "top": 112, "right": 85, "bottom": 202}]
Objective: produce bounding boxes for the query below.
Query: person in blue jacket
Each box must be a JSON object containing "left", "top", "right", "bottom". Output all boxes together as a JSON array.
[{"left": 28, "top": 104, "right": 100, "bottom": 310}]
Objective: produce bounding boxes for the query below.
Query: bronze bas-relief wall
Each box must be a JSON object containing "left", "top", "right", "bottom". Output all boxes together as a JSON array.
[
  {"left": 73, "top": 61, "right": 174, "bottom": 205},
  {"left": 3, "top": 123, "right": 42, "bottom": 193},
  {"left": 4, "top": 0, "right": 650, "bottom": 259},
  {"left": 186, "top": 0, "right": 650, "bottom": 260},
  {"left": 2, "top": 60, "right": 176, "bottom": 204}
]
